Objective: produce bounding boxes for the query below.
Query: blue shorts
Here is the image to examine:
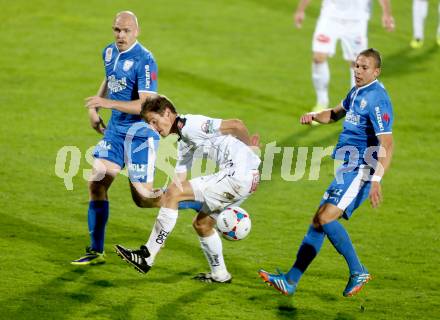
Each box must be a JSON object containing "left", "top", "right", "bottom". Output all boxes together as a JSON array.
[
  {"left": 93, "top": 129, "right": 159, "bottom": 183},
  {"left": 320, "top": 164, "right": 372, "bottom": 219}
]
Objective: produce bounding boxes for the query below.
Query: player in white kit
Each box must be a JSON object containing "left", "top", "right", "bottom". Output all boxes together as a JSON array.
[
  {"left": 410, "top": 0, "right": 440, "bottom": 48},
  {"left": 293, "top": 0, "right": 395, "bottom": 111},
  {"left": 115, "top": 94, "right": 261, "bottom": 283}
]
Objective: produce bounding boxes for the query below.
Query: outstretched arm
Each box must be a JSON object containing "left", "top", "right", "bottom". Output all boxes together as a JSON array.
[
  {"left": 369, "top": 133, "right": 394, "bottom": 208},
  {"left": 85, "top": 92, "right": 156, "bottom": 115},
  {"left": 300, "top": 103, "right": 346, "bottom": 125}
]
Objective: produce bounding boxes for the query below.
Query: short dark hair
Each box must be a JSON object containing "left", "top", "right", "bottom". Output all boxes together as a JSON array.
[
  {"left": 140, "top": 94, "right": 177, "bottom": 119},
  {"left": 358, "top": 48, "right": 382, "bottom": 68}
]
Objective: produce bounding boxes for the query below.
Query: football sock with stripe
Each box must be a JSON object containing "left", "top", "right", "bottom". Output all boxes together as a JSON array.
[
  {"left": 322, "top": 220, "right": 363, "bottom": 275},
  {"left": 145, "top": 207, "right": 178, "bottom": 266},
  {"left": 88, "top": 200, "right": 109, "bottom": 253},
  {"left": 286, "top": 225, "right": 325, "bottom": 283}
]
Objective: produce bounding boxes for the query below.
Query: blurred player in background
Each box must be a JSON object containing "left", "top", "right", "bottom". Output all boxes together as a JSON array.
[
  {"left": 115, "top": 94, "right": 261, "bottom": 283},
  {"left": 293, "top": 0, "right": 394, "bottom": 112},
  {"left": 72, "top": 11, "right": 162, "bottom": 266},
  {"left": 410, "top": 0, "right": 440, "bottom": 48},
  {"left": 259, "top": 48, "right": 394, "bottom": 297}
]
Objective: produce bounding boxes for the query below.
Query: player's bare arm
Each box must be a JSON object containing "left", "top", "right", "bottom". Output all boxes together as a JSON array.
[
  {"left": 378, "top": 0, "right": 395, "bottom": 31},
  {"left": 220, "top": 119, "right": 258, "bottom": 147},
  {"left": 88, "top": 78, "right": 108, "bottom": 134},
  {"left": 85, "top": 92, "right": 156, "bottom": 115},
  {"left": 369, "top": 133, "right": 393, "bottom": 208},
  {"left": 293, "top": 0, "right": 312, "bottom": 28},
  {"left": 300, "top": 104, "right": 346, "bottom": 125}
]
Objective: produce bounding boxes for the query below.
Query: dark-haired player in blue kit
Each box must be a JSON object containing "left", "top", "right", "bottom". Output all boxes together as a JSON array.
[
  {"left": 72, "top": 11, "right": 199, "bottom": 265},
  {"left": 259, "top": 48, "right": 394, "bottom": 297}
]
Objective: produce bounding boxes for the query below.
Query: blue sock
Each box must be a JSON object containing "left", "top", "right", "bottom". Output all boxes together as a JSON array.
[
  {"left": 178, "top": 201, "right": 203, "bottom": 212},
  {"left": 286, "top": 225, "right": 325, "bottom": 283},
  {"left": 322, "top": 220, "right": 363, "bottom": 275},
  {"left": 88, "top": 200, "right": 109, "bottom": 253}
]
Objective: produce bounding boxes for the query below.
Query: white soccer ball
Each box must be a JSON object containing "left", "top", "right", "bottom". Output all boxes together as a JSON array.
[{"left": 216, "top": 207, "right": 251, "bottom": 241}]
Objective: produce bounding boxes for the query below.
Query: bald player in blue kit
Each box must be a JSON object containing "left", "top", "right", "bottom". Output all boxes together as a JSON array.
[{"left": 72, "top": 11, "right": 199, "bottom": 265}]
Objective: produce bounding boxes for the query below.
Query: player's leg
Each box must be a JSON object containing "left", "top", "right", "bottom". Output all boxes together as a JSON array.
[
  {"left": 312, "top": 52, "right": 330, "bottom": 110},
  {"left": 311, "top": 16, "right": 337, "bottom": 110},
  {"left": 341, "top": 19, "right": 367, "bottom": 89},
  {"left": 411, "top": 0, "right": 428, "bottom": 48},
  {"left": 192, "top": 212, "right": 231, "bottom": 283},
  {"left": 437, "top": 1, "right": 440, "bottom": 46},
  {"left": 191, "top": 169, "right": 259, "bottom": 283},
  {"left": 115, "top": 179, "right": 195, "bottom": 273},
  {"left": 72, "top": 158, "right": 121, "bottom": 265},
  {"left": 127, "top": 135, "right": 202, "bottom": 210}
]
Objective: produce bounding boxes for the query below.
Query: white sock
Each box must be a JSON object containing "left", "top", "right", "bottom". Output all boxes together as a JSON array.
[
  {"left": 312, "top": 61, "right": 329, "bottom": 107},
  {"left": 349, "top": 66, "right": 355, "bottom": 89},
  {"left": 199, "top": 230, "right": 228, "bottom": 278},
  {"left": 145, "top": 207, "right": 178, "bottom": 266},
  {"left": 413, "top": 0, "right": 428, "bottom": 40}
]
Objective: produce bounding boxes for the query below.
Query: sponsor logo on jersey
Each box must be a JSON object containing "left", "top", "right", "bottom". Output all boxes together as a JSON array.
[
  {"left": 345, "top": 110, "right": 360, "bottom": 125},
  {"left": 375, "top": 106, "right": 384, "bottom": 131},
  {"left": 105, "top": 47, "right": 113, "bottom": 62},
  {"left": 201, "top": 120, "right": 215, "bottom": 134},
  {"left": 145, "top": 65, "right": 151, "bottom": 89},
  {"left": 123, "top": 59, "right": 134, "bottom": 71},
  {"left": 316, "top": 34, "right": 331, "bottom": 43},
  {"left": 382, "top": 112, "right": 390, "bottom": 124},
  {"left": 360, "top": 98, "right": 367, "bottom": 110},
  {"left": 107, "top": 75, "right": 127, "bottom": 93}
]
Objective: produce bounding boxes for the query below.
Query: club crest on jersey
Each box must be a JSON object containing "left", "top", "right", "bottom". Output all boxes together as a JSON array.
[
  {"left": 201, "top": 120, "right": 215, "bottom": 134},
  {"left": 105, "top": 48, "right": 113, "bottom": 62},
  {"left": 360, "top": 98, "right": 367, "bottom": 110},
  {"left": 123, "top": 60, "right": 134, "bottom": 71}
]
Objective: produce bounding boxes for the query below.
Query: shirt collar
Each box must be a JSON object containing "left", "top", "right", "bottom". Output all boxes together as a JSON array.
[
  {"left": 115, "top": 40, "right": 138, "bottom": 55},
  {"left": 357, "top": 79, "right": 378, "bottom": 91}
]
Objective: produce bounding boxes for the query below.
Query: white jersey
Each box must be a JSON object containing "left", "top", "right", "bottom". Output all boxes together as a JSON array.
[
  {"left": 175, "top": 114, "right": 261, "bottom": 175},
  {"left": 320, "top": 0, "right": 372, "bottom": 21}
]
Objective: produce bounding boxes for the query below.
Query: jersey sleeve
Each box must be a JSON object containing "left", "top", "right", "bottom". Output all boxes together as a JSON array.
[
  {"left": 137, "top": 53, "right": 158, "bottom": 93},
  {"left": 368, "top": 99, "right": 393, "bottom": 135},
  {"left": 175, "top": 142, "right": 194, "bottom": 174},
  {"left": 341, "top": 88, "right": 354, "bottom": 111}
]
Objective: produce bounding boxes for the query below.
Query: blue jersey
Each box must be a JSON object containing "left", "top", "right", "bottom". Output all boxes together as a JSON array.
[
  {"left": 333, "top": 80, "right": 393, "bottom": 164},
  {"left": 102, "top": 41, "right": 158, "bottom": 137}
]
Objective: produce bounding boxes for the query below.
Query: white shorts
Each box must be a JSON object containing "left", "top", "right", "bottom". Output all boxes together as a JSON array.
[
  {"left": 312, "top": 15, "right": 368, "bottom": 61},
  {"left": 189, "top": 169, "right": 260, "bottom": 214}
]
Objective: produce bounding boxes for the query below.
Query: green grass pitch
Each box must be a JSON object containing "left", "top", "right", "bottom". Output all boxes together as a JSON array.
[{"left": 1, "top": 0, "right": 439, "bottom": 319}]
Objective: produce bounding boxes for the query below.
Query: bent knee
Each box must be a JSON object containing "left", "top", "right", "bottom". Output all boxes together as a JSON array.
[
  {"left": 313, "top": 52, "right": 328, "bottom": 64},
  {"left": 192, "top": 218, "right": 213, "bottom": 234},
  {"left": 312, "top": 204, "right": 342, "bottom": 228}
]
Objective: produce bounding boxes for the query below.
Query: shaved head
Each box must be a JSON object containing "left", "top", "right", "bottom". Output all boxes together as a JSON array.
[
  {"left": 112, "top": 11, "right": 139, "bottom": 51},
  {"left": 114, "top": 11, "right": 139, "bottom": 28}
]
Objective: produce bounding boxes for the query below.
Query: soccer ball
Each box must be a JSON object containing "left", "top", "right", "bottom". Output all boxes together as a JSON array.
[{"left": 216, "top": 207, "right": 251, "bottom": 241}]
